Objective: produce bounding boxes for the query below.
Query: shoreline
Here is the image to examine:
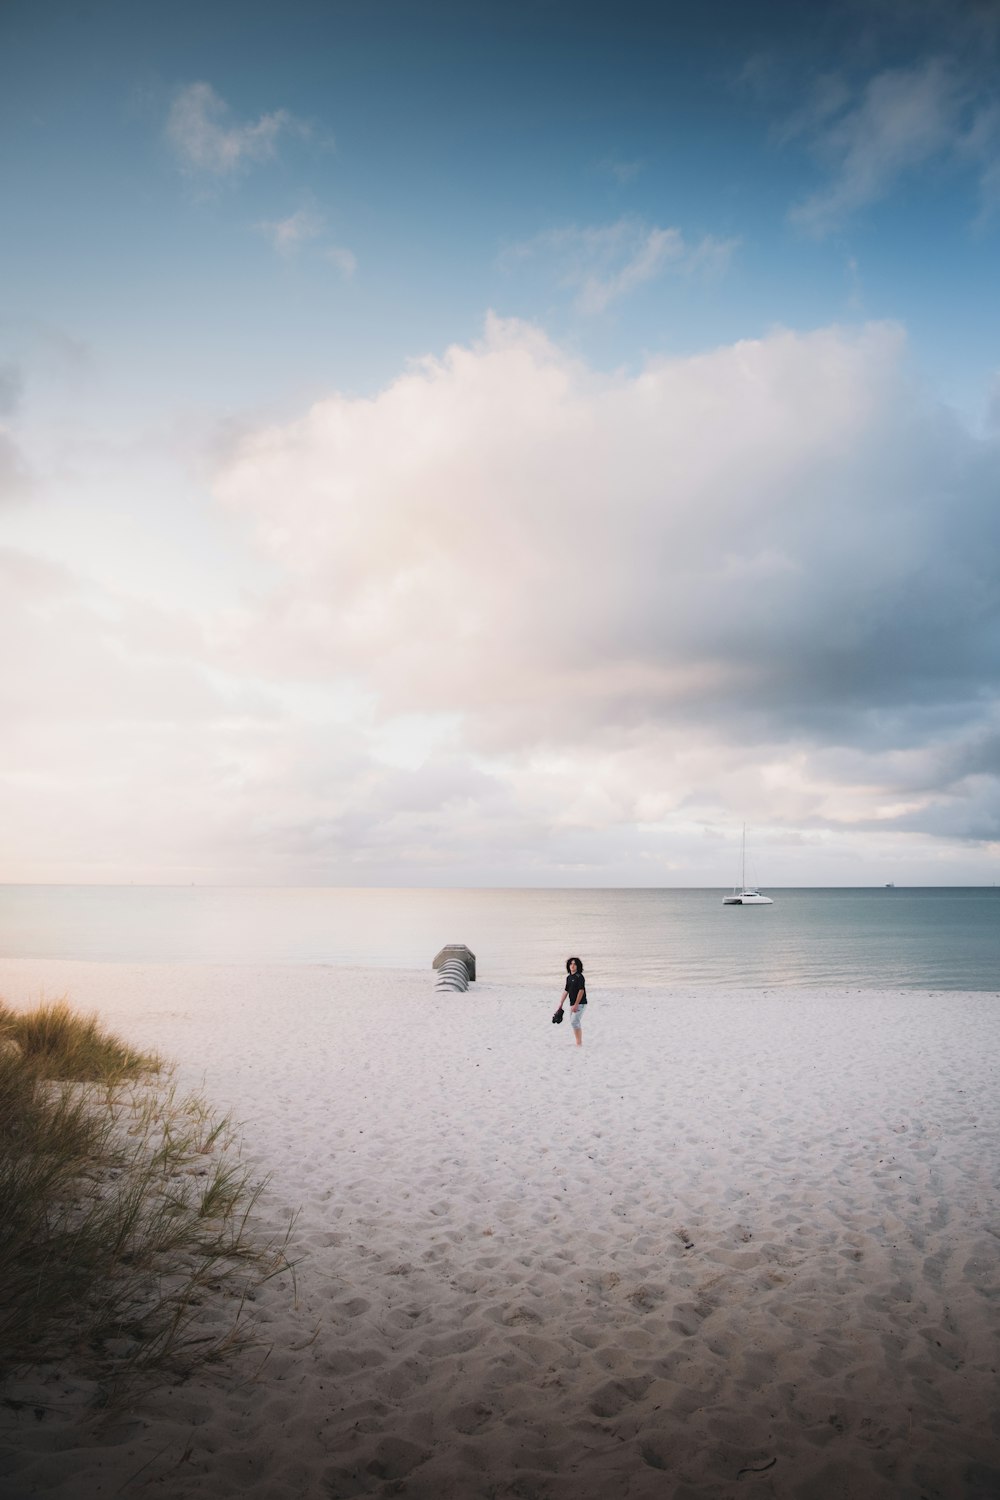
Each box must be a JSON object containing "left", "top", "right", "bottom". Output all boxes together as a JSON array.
[
  {"left": 3, "top": 953, "right": 997, "bottom": 994},
  {"left": 1, "top": 959, "right": 998, "bottom": 1498}
]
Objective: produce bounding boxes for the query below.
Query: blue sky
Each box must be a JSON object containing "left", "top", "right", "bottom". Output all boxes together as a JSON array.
[{"left": 2, "top": 0, "right": 999, "bottom": 885}]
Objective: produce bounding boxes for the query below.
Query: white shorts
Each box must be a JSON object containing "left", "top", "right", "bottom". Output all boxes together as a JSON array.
[{"left": 570, "top": 1003, "right": 586, "bottom": 1029}]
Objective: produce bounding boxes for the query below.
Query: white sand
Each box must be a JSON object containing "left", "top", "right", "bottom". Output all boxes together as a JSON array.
[{"left": 1, "top": 960, "right": 999, "bottom": 1500}]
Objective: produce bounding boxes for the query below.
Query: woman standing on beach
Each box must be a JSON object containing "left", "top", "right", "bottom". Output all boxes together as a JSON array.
[{"left": 560, "top": 957, "right": 587, "bottom": 1047}]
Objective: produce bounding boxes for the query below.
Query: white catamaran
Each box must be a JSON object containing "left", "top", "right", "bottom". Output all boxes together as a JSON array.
[{"left": 723, "top": 825, "right": 773, "bottom": 906}]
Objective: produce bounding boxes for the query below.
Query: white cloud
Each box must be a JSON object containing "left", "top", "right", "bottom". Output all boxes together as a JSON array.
[
  {"left": 166, "top": 82, "right": 304, "bottom": 175},
  {"left": 324, "top": 244, "right": 358, "bottom": 278},
  {"left": 4, "top": 321, "right": 999, "bottom": 883},
  {"left": 506, "top": 218, "right": 738, "bottom": 313},
  {"left": 0, "top": 363, "right": 23, "bottom": 414},
  {"left": 597, "top": 156, "right": 643, "bottom": 185},
  {"left": 207, "top": 315, "right": 1000, "bottom": 871},
  {"left": 0, "top": 431, "right": 32, "bottom": 502},
  {"left": 0, "top": 546, "right": 280, "bottom": 881},
  {"left": 0, "top": 366, "right": 32, "bottom": 500},
  {"left": 787, "top": 58, "right": 1000, "bottom": 233},
  {"left": 256, "top": 208, "right": 324, "bottom": 255},
  {"left": 256, "top": 208, "right": 356, "bottom": 275},
  {"left": 960, "top": 99, "right": 1000, "bottom": 220}
]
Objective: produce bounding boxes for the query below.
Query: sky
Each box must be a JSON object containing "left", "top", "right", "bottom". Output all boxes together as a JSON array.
[{"left": 2, "top": 0, "right": 1000, "bottom": 887}]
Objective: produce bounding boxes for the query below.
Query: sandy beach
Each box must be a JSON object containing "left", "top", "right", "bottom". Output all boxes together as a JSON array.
[{"left": 1, "top": 959, "right": 998, "bottom": 1499}]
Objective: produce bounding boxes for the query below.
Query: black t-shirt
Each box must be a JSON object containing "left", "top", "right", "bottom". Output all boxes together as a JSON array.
[{"left": 565, "top": 972, "right": 587, "bottom": 1004}]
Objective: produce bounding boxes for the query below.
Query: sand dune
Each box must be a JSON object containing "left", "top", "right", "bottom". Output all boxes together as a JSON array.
[{"left": 1, "top": 959, "right": 998, "bottom": 1499}]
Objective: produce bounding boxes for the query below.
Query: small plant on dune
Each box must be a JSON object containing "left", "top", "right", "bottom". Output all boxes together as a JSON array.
[{"left": 0, "top": 997, "right": 291, "bottom": 1404}]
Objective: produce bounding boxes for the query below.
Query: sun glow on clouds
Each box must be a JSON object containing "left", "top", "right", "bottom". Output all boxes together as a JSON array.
[
  {"left": 199, "top": 315, "right": 1000, "bottom": 878},
  {"left": 8, "top": 0, "right": 1000, "bottom": 890},
  {"left": 213, "top": 313, "right": 912, "bottom": 729},
  {"left": 2, "top": 317, "right": 999, "bottom": 883}
]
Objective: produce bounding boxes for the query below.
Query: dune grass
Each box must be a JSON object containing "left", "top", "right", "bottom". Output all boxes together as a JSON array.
[
  {"left": 1, "top": 998, "right": 155, "bottom": 1080},
  {"left": 0, "top": 998, "right": 289, "bottom": 1402}
]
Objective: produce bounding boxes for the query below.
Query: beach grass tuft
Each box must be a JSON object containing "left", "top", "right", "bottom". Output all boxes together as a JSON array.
[
  {"left": 0, "top": 997, "right": 289, "bottom": 1403},
  {"left": 0, "top": 997, "right": 156, "bottom": 1081}
]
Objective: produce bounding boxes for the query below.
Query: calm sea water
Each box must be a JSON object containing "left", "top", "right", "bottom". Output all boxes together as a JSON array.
[{"left": 0, "top": 885, "right": 997, "bottom": 990}]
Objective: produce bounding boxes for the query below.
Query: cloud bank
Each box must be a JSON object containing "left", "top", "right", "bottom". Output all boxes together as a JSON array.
[
  {"left": 3, "top": 320, "right": 998, "bottom": 883},
  {"left": 204, "top": 316, "right": 1000, "bottom": 874},
  {"left": 216, "top": 317, "right": 997, "bottom": 733}
]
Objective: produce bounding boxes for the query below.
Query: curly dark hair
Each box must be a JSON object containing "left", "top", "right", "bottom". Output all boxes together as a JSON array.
[{"left": 565, "top": 956, "right": 584, "bottom": 973}]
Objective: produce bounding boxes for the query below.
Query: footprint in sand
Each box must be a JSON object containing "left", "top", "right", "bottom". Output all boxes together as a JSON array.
[
  {"left": 450, "top": 1401, "right": 494, "bottom": 1434},
  {"left": 375, "top": 1358, "right": 431, "bottom": 1400},
  {"left": 668, "top": 1300, "right": 712, "bottom": 1337},
  {"left": 626, "top": 1283, "right": 665, "bottom": 1313},
  {"left": 365, "top": 1436, "right": 431, "bottom": 1481},
  {"left": 484, "top": 1302, "right": 543, "bottom": 1327},
  {"left": 334, "top": 1296, "right": 371, "bottom": 1318},
  {"left": 417, "top": 1328, "right": 481, "bottom": 1357},
  {"left": 589, "top": 1374, "right": 653, "bottom": 1417}
]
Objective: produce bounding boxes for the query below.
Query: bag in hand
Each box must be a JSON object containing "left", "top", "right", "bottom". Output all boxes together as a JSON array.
[{"left": 552, "top": 1007, "right": 564, "bottom": 1024}]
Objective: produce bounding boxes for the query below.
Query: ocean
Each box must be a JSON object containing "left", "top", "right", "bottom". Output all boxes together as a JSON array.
[{"left": 0, "top": 885, "right": 997, "bottom": 990}]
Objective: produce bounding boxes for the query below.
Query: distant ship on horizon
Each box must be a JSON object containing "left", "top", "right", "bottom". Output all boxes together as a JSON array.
[{"left": 723, "top": 825, "right": 773, "bottom": 906}]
